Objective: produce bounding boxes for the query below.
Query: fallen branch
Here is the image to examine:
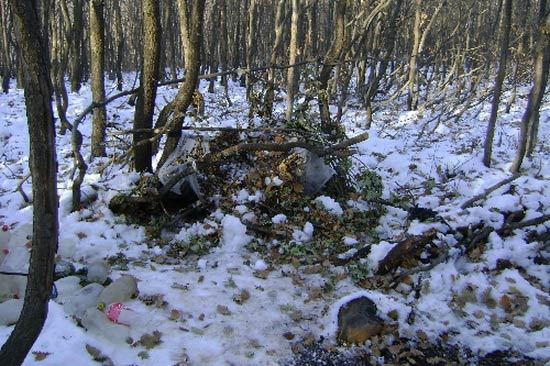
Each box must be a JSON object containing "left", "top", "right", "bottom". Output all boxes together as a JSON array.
[
  {"left": 16, "top": 172, "right": 31, "bottom": 203},
  {"left": 497, "top": 213, "right": 550, "bottom": 235},
  {"left": 459, "top": 213, "right": 550, "bottom": 254},
  {"left": 376, "top": 229, "right": 438, "bottom": 275},
  {"left": 460, "top": 173, "right": 522, "bottom": 209}
]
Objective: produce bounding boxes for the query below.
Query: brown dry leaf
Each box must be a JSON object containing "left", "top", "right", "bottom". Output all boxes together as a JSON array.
[
  {"left": 302, "top": 264, "right": 323, "bottom": 274},
  {"left": 291, "top": 182, "right": 304, "bottom": 193},
  {"left": 305, "top": 288, "right": 323, "bottom": 303},
  {"left": 217, "top": 304, "right": 232, "bottom": 316},
  {"left": 139, "top": 330, "right": 162, "bottom": 349},
  {"left": 500, "top": 294, "right": 513, "bottom": 313},
  {"left": 169, "top": 309, "right": 181, "bottom": 321},
  {"left": 416, "top": 329, "right": 428, "bottom": 341},
  {"left": 232, "top": 289, "right": 251, "bottom": 305},
  {"left": 289, "top": 310, "right": 303, "bottom": 322},
  {"left": 253, "top": 269, "right": 270, "bottom": 279},
  {"left": 283, "top": 331, "right": 295, "bottom": 340},
  {"left": 387, "top": 309, "right": 399, "bottom": 321},
  {"left": 274, "top": 135, "right": 285, "bottom": 144},
  {"left": 32, "top": 351, "right": 51, "bottom": 361},
  {"left": 85, "top": 344, "right": 102, "bottom": 359},
  {"left": 152, "top": 255, "right": 165, "bottom": 264}
]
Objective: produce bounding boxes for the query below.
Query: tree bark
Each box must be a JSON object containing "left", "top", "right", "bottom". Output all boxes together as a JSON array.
[
  {"left": 483, "top": 0, "right": 512, "bottom": 167},
  {"left": 286, "top": 0, "right": 300, "bottom": 123},
  {"left": 90, "top": 0, "right": 107, "bottom": 157},
  {"left": 0, "top": 0, "right": 58, "bottom": 365},
  {"left": 510, "top": 3, "right": 550, "bottom": 172},
  {"left": 70, "top": 0, "right": 84, "bottom": 93},
  {"left": 0, "top": 0, "right": 12, "bottom": 93},
  {"left": 245, "top": 0, "right": 257, "bottom": 117},
  {"left": 134, "top": 0, "right": 161, "bottom": 173},
  {"left": 263, "top": 0, "right": 286, "bottom": 118},
  {"left": 157, "top": 0, "right": 205, "bottom": 168},
  {"left": 318, "top": 0, "right": 348, "bottom": 139}
]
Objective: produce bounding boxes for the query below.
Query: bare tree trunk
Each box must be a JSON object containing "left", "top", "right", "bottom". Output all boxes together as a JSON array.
[
  {"left": 245, "top": 0, "right": 257, "bottom": 117},
  {"left": 483, "top": 0, "right": 512, "bottom": 167},
  {"left": 511, "top": 3, "right": 550, "bottom": 172},
  {"left": 407, "top": 0, "right": 422, "bottom": 111},
  {"left": 0, "top": 0, "right": 12, "bottom": 93},
  {"left": 318, "top": 0, "right": 348, "bottom": 139},
  {"left": 134, "top": 0, "right": 161, "bottom": 173},
  {"left": 0, "top": 0, "right": 58, "bottom": 364},
  {"left": 285, "top": 0, "right": 300, "bottom": 123},
  {"left": 157, "top": 0, "right": 205, "bottom": 168},
  {"left": 90, "top": 0, "right": 107, "bottom": 157},
  {"left": 70, "top": 0, "right": 84, "bottom": 93},
  {"left": 263, "top": 0, "right": 286, "bottom": 118},
  {"left": 218, "top": 0, "right": 231, "bottom": 105},
  {"left": 364, "top": 0, "right": 403, "bottom": 128},
  {"left": 113, "top": 0, "right": 124, "bottom": 91}
]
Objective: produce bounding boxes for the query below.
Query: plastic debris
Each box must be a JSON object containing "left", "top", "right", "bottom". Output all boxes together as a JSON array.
[
  {"left": 63, "top": 283, "right": 104, "bottom": 318},
  {"left": 0, "top": 298, "right": 23, "bottom": 326},
  {"left": 98, "top": 275, "right": 138, "bottom": 306},
  {"left": 86, "top": 260, "right": 110, "bottom": 284},
  {"left": 81, "top": 307, "right": 130, "bottom": 342}
]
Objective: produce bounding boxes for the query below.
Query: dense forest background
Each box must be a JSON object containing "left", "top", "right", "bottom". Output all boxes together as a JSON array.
[{"left": 1, "top": 0, "right": 548, "bottom": 170}]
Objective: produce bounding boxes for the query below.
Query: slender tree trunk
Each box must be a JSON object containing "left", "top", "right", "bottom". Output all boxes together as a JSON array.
[
  {"left": 70, "top": 0, "right": 83, "bottom": 93},
  {"left": 510, "top": 4, "right": 550, "bottom": 172},
  {"left": 286, "top": 0, "right": 300, "bottom": 123},
  {"left": 134, "top": 0, "right": 161, "bottom": 172},
  {"left": 407, "top": 0, "right": 422, "bottom": 111},
  {"left": 0, "top": 0, "right": 12, "bottom": 93},
  {"left": 113, "top": 0, "right": 124, "bottom": 91},
  {"left": 0, "top": 1, "right": 58, "bottom": 364},
  {"left": 56, "top": 0, "right": 74, "bottom": 135},
  {"left": 364, "top": 0, "right": 403, "bottom": 128},
  {"left": 318, "top": 0, "right": 348, "bottom": 138},
  {"left": 483, "top": 0, "right": 512, "bottom": 167},
  {"left": 245, "top": 0, "right": 257, "bottom": 117},
  {"left": 90, "top": 0, "right": 107, "bottom": 157},
  {"left": 264, "top": 0, "right": 286, "bottom": 118},
  {"left": 157, "top": 0, "right": 205, "bottom": 168}
]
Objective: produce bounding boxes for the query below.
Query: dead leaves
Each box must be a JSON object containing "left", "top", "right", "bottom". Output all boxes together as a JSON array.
[{"left": 32, "top": 351, "right": 51, "bottom": 361}]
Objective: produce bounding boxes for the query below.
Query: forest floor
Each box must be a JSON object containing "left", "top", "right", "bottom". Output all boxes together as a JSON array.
[{"left": 0, "top": 77, "right": 549, "bottom": 366}]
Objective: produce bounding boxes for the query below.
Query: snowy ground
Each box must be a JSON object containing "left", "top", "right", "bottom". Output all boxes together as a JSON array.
[{"left": 0, "top": 76, "right": 549, "bottom": 365}]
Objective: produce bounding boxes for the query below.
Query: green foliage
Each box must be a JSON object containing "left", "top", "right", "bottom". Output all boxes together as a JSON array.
[
  {"left": 355, "top": 169, "right": 383, "bottom": 201},
  {"left": 347, "top": 261, "right": 371, "bottom": 283},
  {"left": 168, "top": 236, "right": 213, "bottom": 258}
]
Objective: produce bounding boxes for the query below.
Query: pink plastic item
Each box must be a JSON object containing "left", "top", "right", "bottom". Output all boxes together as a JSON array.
[{"left": 106, "top": 303, "right": 134, "bottom": 325}]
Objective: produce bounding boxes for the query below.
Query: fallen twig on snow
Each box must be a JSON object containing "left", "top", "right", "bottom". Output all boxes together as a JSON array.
[
  {"left": 16, "top": 172, "right": 31, "bottom": 203},
  {"left": 460, "top": 173, "right": 522, "bottom": 209}
]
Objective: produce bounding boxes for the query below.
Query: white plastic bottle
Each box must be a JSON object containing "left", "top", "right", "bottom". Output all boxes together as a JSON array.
[
  {"left": 106, "top": 303, "right": 149, "bottom": 327},
  {"left": 98, "top": 275, "right": 138, "bottom": 306},
  {"left": 63, "top": 283, "right": 104, "bottom": 318},
  {"left": 81, "top": 307, "right": 131, "bottom": 342},
  {"left": 86, "top": 260, "right": 110, "bottom": 284},
  {"left": 0, "top": 298, "right": 24, "bottom": 326},
  {"left": 0, "top": 246, "right": 30, "bottom": 272}
]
